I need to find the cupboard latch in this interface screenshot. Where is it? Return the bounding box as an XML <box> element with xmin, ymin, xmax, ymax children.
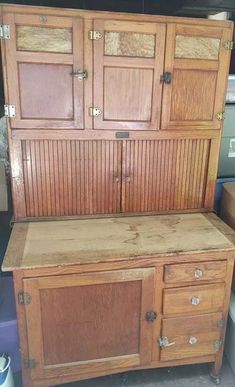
<box><xmin>159</xmin><ymin>337</ymin><xmax>175</xmax><ymax>348</ymax></box>
<box><xmin>24</xmin><ymin>358</ymin><xmax>37</xmax><ymax>369</ymax></box>
<box><xmin>0</xmin><ymin>24</ymin><xmax>10</xmax><ymax>39</ymax></box>
<box><xmin>4</xmin><ymin>104</ymin><xmax>16</xmax><ymax>118</ymax></box>
<box><xmin>18</xmin><ymin>292</ymin><xmax>31</xmax><ymax>305</ymax></box>
<box><xmin>215</xmin><ymin>112</ymin><xmax>225</xmax><ymax>121</ymax></box>
<box><xmin>89</xmin><ymin>30</ymin><xmax>103</xmax><ymax>40</ymax></box>
<box><xmin>89</xmin><ymin>107</ymin><xmax>101</xmax><ymax>117</ymax></box>
<box><xmin>160</xmin><ymin>72</ymin><xmax>172</xmax><ymax>84</ymax></box>
<box><xmin>223</xmin><ymin>41</ymin><xmax>234</xmax><ymax>50</ymax></box>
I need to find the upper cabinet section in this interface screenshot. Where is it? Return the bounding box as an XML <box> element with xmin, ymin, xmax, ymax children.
<box><xmin>93</xmin><ymin>20</ymin><xmax>166</xmax><ymax>130</ymax></box>
<box><xmin>161</xmin><ymin>24</ymin><xmax>232</xmax><ymax>130</ymax></box>
<box><xmin>3</xmin><ymin>13</ymin><xmax>84</xmax><ymax>129</ymax></box>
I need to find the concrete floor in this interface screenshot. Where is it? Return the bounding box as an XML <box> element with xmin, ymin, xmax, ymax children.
<box><xmin>14</xmin><ymin>357</ymin><xmax>235</xmax><ymax>387</ymax></box>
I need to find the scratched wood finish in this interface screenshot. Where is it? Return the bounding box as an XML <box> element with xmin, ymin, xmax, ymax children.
<box><xmin>22</xmin><ymin>140</ymin><xmax>122</xmax><ymax>217</ymax></box>
<box><xmin>175</xmin><ymin>35</ymin><xmax>220</xmax><ymax>60</ymax></box>
<box><xmin>104</xmin><ymin>31</ymin><xmax>155</xmax><ymax>57</ymax></box>
<box><xmin>122</xmin><ymin>139</ymin><xmax>210</xmax><ymax>213</ymax></box>
<box><xmin>16</xmin><ymin>25</ymin><xmax>72</xmax><ymax>53</ymax></box>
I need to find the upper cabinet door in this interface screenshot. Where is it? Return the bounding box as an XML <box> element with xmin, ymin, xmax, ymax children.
<box><xmin>161</xmin><ymin>24</ymin><xmax>232</xmax><ymax>130</ymax></box>
<box><xmin>93</xmin><ymin>20</ymin><xmax>166</xmax><ymax>130</ymax></box>
<box><xmin>4</xmin><ymin>13</ymin><xmax>84</xmax><ymax>129</ymax></box>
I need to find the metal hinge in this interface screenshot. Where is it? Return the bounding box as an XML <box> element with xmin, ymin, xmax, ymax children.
<box><xmin>4</xmin><ymin>104</ymin><xmax>15</xmax><ymax>118</ymax></box>
<box><xmin>213</xmin><ymin>340</ymin><xmax>222</xmax><ymax>351</ymax></box>
<box><xmin>223</xmin><ymin>41</ymin><xmax>234</xmax><ymax>50</ymax></box>
<box><xmin>217</xmin><ymin>319</ymin><xmax>225</xmax><ymax>328</ymax></box>
<box><xmin>24</xmin><ymin>358</ymin><xmax>37</xmax><ymax>369</ymax></box>
<box><xmin>0</xmin><ymin>24</ymin><xmax>10</xmax><ymax>39</ymax></box>
<box><xmin>18</xmin><ymin>292</ymin><xmax>31</xmax><ymax>305</ymax></box>
<box><xmin>89</xmin><ymin>107</ymin><xmax>101</xmax><ymax>117</ymax></box>
<box><xmin>89</xmin><ymin>30</ymin><xmax>103</xmax><ymax>40</ymax></box>
<box><xmin>216</xmin><ymin>112</ymin><xmax>225</xmax><ymax>121</ymax></box>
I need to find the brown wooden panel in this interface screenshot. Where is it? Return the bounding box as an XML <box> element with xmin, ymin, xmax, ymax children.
<box><xmin>160</xmin><ymin>312</ymin><xmax>223</xmax><ymax>361</ymax></box>
<box><xmin>104</xmin><ymin>67</ymin><xmax>153</xmax><ymax>121</ymax></box>
<box><xmin>16</xmin><ymin>25</ymin><xmax>72</xmax><ymax>53</ymax></box>
<box><xmin>163</xmin><ymin>283</ymin><xmax>225</xmax><ymax>315</ymax></box>
<box><xmin>22</xmin><ymin>140</ymin><xmax>122</xmax><ymax>217</ymax></box>
<box><xmin>19</xmin><ymin>63</ymin><xmax>73</xmax><ymax>119</ymax></box>
<box><xmin>122</xmin><ymin>139</ymin><xmax>210</xmax><ymax>213</ymax></box>
<box><xmin>175</xmin><ymin>36</ymin><xmax>220</xmax><ymax>60</ymax></box>
<box><xmin>105</xmin><ymin>31</ymin><xmax>155</xmax><ymax>57</ymax></box>
<box><xmin>170</xmin><ymin>70</ymin><xmax>217</xmax><ymax>121</ymax></box>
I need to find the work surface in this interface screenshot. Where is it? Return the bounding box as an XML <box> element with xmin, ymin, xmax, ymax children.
<box><xmin>2</xmin><ymin>213</ymin><xmax>235</xmax><ymax>271</ymax></box>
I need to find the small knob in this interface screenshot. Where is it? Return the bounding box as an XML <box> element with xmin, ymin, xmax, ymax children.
<box><xmin>146</xmin><ymin>311</ymin><xmax>157</xmax><ymax>322</ymax></box>
<box><xmin>188</xmin><ymin>336</ymin><xmax>197</xmax><ymax>345</ymax></box>
<box><xmin>194</xmin><ymin>269</ymin><xmax>203</xmax><ymax>279</ymax></box>
<box><xmin>191</xmin><ymin>296</ymin><xmax>200</xmax><ymax>305</ymax></box>
<box><xmin>113</xmin><ymin>176</ymin><xmax>120</xmax><ymax>183</ymax></box>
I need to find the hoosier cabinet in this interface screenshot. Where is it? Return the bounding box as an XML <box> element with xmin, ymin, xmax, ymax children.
<box><xmin>1</xmin><ymin>3</ymin><xmax>235</xmax><ymax>387</ymax></box>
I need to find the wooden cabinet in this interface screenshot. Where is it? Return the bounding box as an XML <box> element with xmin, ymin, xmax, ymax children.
<box><xmin>2</xmin><ymin>213</ymin><xmax>235</xmax><ymax>387</ymax></box>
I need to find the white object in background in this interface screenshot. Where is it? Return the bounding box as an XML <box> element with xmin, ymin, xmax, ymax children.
<box><xmin>208</xmin><ymin>12</ymin><xmax>231</xmax><ymax>20</ymax></box>
<box><xmin>0</xmin><ymin>161</ymin><xmax>8</xmax><ymax>211</ymax></box>
<box><xmin>226</xmin><ymin>76</ymin><xmax>235</xmax><ymax>104</ymax></box>
<box><xmin>228</xmin><ymin>139</ymin><xmax>235</xmax><ymax>158</ymax></box>
<box><xmin>0</xmin><ymin>355</ymin><xmax>14</xmax><ymax>387</ymax></box>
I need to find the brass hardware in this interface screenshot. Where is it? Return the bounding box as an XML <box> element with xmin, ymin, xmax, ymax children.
<box><xmin>223</xmin><ymin>41</ymin><xmax>234</xmax><ymax>50</ymax></box>
<box><xmin>71</xmin><ymin>69</ymin><xmax>88</xmax><ymax>80</ymax></box>
<box><xmin>39</xmin><ymin>15</ymin><xmax>47</xmax><ymax>23</ymax></box>
<box><xmin>217</xmin><ymin>319</ymin><xmax>225</xmax><ymax>328</ymax></box>
<box><xmin>213</xmin><ymin>340</ymin><xmax>222</xmax><ymax>351</ymax></box>
<box><xmin>24</xmin><ymin>358</ymin><xmax>37</xmax><ymax>369</ymax></box>
<box><xmin>4</xmin><ymin>105</ymin><xmax>15</xmax><ymax>118</ymax></box>
<box><xmin>191</xmin><ymin>296</ymin><xmax>200</xmax><ymax>306</ymax></box>
<box><xmin>115</xmin><ymin>132</ymin><xmax>130</xmax><ymax>139</ymax></box>
<box><xmin>89</xmin><ymin>30</ymin><xmax>103</xmax><ymax>40</ymax></box>
<box><xmin>89</xmin><ymin>107</ymin><xmax>101</xmax><ymax>117</ymax></box>
<box><xmin>146</xmin><ymin>311</ymin><xmax>157</xmax><ymax>322</ymax></box>
<box><xmin>0</xmin><ymin>25</ymin><xmax>10</xmax><ymax>39</ymax></box>
<box><xmin>113</xmin><ymin>176</ymin><xmax>120</xmax><ymax>183</ymax></box>
<box><xmin>188</xmin><ymin>336</ymin><xmax>197</xmax><ymax>345</ymax></box>
<box><xmin>193</xmin><ymin>269</ymin><xmax>203</xmax><ymax>279</ymax></box>
<box><xmin>159</xmin><ymin>337</ymin><xmax>175</xmax><ymax>348</ymax></box>
<box><xmin>125</xmin><ymin>176</ymin><xmax>131</xmax><ymax>183</ymax></box>
<box><xmin>18</xmin><ymin>292</ymin><xmax>31</xmax><ymax>305</ymax></box>
<box><xmin>216</xmin><ymin>112</ymin><xmax>225</xmax><ymax>121</ymax></box>
<box><xmin>160</xmin><ymin>72</ymin><xmax>172</xmax><ymax>84</ymax></box>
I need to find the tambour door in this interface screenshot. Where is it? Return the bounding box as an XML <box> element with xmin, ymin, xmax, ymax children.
<box><xmin>23</xmin><ymin>269</ymin><xmax>155</xmax><ymax>380</ymax></box>
<box><xmin>161</xmin><ymin>24</ymin><xmax>232</xmax><ymax>130</ymax></box>
<box><xmin>4</xmin><ymin>13</ymin><xmax>84</xmax><ymax>129</ymax></box>
<box><xmin>93</xmin><ymin>20</ymin><xmax>166</xmax><ymax>130</ymax></box>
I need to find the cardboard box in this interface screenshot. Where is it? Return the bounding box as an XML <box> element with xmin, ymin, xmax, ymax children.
<box><xmin>0</xmin><ymin>161</ymin><xmax>7</xmax><ymax>211</ymax></box>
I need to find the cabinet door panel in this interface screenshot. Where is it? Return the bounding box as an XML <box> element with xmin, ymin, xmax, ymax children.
<box><xmin>23</xmin><ymin>269</ymin><xmax>155</xmax><ymax>379</ymax></box>
<box><xmin>4</xmin><ymin>13</ymin><xmax>84</xmax><ymax>129</ymax></box>
<box><xmin>93</xmin><ymin>20</ymin><xmax>166</xmax><ymax>130</ymax></box>
<box><xmin>162</xmin><ymin>24</ymin><xmax>232</xmax><ymax>130</ymax></box>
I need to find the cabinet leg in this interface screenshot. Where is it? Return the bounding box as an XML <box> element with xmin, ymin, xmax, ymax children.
<box><xmin>210</xmin><ymin>364</ymin><xmax>221</xmax><ymax>385</ymax></box>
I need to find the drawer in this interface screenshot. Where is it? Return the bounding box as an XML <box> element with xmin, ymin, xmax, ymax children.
<box><xmin>163</xmin><ymin>283</ymin><xmax>225</xmax><ymax>315</ymax></box>
<box><xmin>164</xmin><ymin>260</ymin><xmax>227</xmax><ymax>284</ymax></box>
<box><xmin>159</xmin><ymin>312</ymin><xmax>223</xmax><ymax>361</ymax></box>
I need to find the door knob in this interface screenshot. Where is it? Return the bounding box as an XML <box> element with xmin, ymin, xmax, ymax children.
<box><xmin>146</xmin><ymin>311</ymin><xmax>157</xmax><ymax>322</ymax></box>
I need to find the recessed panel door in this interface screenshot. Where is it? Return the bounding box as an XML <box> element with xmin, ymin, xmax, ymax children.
<box><xmin>4</xmin><ymin>13</ymin><xmax>84</xmax><ymax>129</ymax></box>
<box><xmin>93</xmin><ymin>20</ymin><xmax>166</xmax><ymax>130</ymax></box>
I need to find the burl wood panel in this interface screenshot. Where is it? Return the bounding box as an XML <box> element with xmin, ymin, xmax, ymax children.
<box><xmin>104</xmin><ymin>31</ymin><xmax>155</xmax><ymax>57</ymax></box>
<box><xmin>161</xmin><ymin>312</ymin><xmax>223</xmax><ymax>361</ymax></box>
<box><xmin>41</xmin><ymin>281</ymin><xmax>141</xmax><ymax>364</ymax></box>
<box><xmin>18</xmin><ymin>63</ymin><xmax>73</xmax><ymax>119</ymax></box>
<box><xmin>122</xmin><ymin>139</ymin><xmax>210</xmax><ymax>213</ymax></box>
<box><xmin>175</xmin><ymin>35</ymin><xmax>220</xmax><ymax>60</ymax></box>
<box><xmin>22</xmin><ymin>140</ymin><xmax>121</xmax><ymax>217</ymax></box>
<box><xmin>104</xmin><ymin>67</ymin><xmax>153</xmax><ymax>121</ymax></box>
<box><xmin>16</xmin><ymin>26</ymin><xmax>72</xmax><ymax>53</ymax></box>
<box><xmin>171</xmin><ymin>70</ymin><xmax>217</xmax><ymax>121</ymax></box>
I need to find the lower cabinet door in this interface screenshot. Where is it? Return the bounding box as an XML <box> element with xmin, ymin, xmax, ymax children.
<box><xmin>23</xmin><ymin>268</ymin><xmax>155</xmax><ymax>380</ymax></box>
<box><xmin>159</xmin><ymin>312</ymin><xmax>223</xmax><ymax>361</ymax></box>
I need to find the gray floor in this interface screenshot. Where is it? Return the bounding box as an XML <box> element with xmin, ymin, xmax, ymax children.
<box><xmin>15</xmin><ymin>356</ymin><xmax>235</xmax><ymax>387</ymax></box>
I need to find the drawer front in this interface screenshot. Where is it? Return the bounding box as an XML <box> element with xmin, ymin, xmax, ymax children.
<box><xmin>163</xmin><ymin>283</ymin><xmax>225</xmax><ymax>315</ymax></box>
<box><xmin>164</xmin><ymin>260</ymin><xmax>227</xmax><ymax>284</ymax></box>
<box><xmin>160</xmin><ymin>312</ymin><xmax>223</xmax><ymax>361</ymax></box>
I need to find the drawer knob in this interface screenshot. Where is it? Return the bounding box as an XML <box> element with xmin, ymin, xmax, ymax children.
<box><xmin>146</xmin><ymin>311</ymin><xmax>157</xmax><ymax>322</ymax></box>
<box><xmin>191</xmin><ymin>296</ymin><xmax>200</xmax><ymax>305</ymax></box>
<box><xmin>194</xmin><ymin>269</ymin><xmax>203</xmax><ymax>279</ymax></box>
<box><xmin>188</xmin><ymin>336</ymin><xmax>197</xmax><ymax>345</ymax></box>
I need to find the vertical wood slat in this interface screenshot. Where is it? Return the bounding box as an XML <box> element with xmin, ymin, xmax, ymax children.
<box><xmin>122</xmin><ymin>139</ymin><xmax>211</xmax><ymax>213</ymax></box>
<box><xmin>22</xmin><ymin>140</ymin><xmax>122</xmax><ymax>217</ymax></box>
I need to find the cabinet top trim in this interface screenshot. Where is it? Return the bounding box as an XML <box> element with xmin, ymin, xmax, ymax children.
<box><xmin>0</xmin><ymin>3</ymin><xmax>233</xmax><ymax>30</ymax></box>
<box><xmin>2</xmin><ymin>213</ymin><xmax>235</xmax><ymax>272</ymax></box>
